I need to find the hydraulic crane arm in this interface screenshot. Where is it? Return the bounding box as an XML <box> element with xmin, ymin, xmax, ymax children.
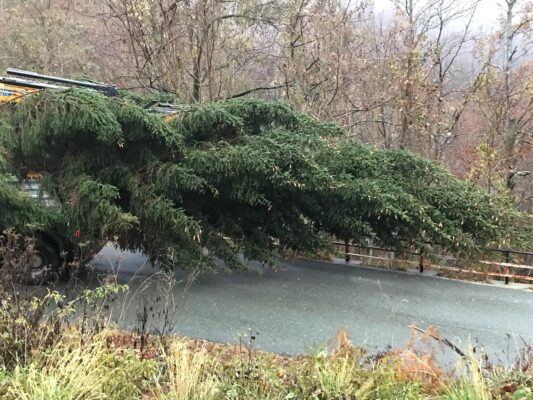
<box><xmin>0</xmin><ymin>76</ymin><xmax>65</xmax><ymax>103</ymax></box>
<box><xmin>0</xmin><ymin>68</ymin><xmax>118</xmax><ymax>104</ymax></box>
<box><xmin>1</xmin><ymin>68</ymin><xmax>182</xmax><ymax>122</ymax></box>
<box><xmin>7</xmin><ymin>68</ymin><xmax>118</xmax><ymax>96</ymax></box>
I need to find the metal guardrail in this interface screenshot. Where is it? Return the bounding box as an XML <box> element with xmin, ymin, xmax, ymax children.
<box><xmin>332</xmin><ymin>241</ymin><xmax>533</xmax><ymax>285</ymax></box>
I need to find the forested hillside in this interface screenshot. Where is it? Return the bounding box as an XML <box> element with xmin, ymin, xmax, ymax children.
<box><xmin>1</xmin><ymin>0</ymin><xmax>532</xmax><ymax>211</ymax></box>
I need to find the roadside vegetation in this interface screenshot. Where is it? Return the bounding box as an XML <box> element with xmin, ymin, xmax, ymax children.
<box><xmin>1</xmin><ymin>231</ymin><xmax>532</xmax><ymax>400</ymax></box>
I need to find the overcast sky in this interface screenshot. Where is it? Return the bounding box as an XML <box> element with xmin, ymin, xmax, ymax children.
<box><xmin>373</xmin><ymin>0</ymin><xmax>504</xmax><ymax>29</ymax></box>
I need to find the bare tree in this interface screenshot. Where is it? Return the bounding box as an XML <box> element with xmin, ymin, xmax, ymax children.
<box><xmin>99</xmin><ymin>0</ymin><xmax>281</xmax><ymax>101</ymax></box>
<box><xmin>427</xmin><ymin>0</ymin><xmax>482</xmax><ymax>160</ymax></box>
<box><xmin>501</xmin><ymin>0</ymin><xmax>533</xmax><ymax>183</ymax></box>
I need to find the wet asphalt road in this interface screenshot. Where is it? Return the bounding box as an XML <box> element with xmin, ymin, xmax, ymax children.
<box><xmin>75</xmin><ymin>246</ymin><xmax>533</xmax><ymax>364</ymax></box>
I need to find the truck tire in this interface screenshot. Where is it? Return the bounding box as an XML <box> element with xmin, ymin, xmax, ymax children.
<box><xmin>27</xmin><ymin>240</ymin><xmax>60</xmax><ymax>285</ymax></box>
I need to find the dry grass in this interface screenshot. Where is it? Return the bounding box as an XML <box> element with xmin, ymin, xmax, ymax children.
<box><xmin>158</xmin><ymin>341</ymin><xmax>219</xmax><ymax>400</ymax></box>
<box><xmin>0</xmin><ymin>323</ymin><xmax>530</xmax><ymax>399</ymax></box>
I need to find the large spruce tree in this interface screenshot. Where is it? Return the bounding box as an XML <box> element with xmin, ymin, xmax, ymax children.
<box><xmin>0</xmin><ymin>90</ymin><xmax>529</xmax><ymax>270</ymax></box>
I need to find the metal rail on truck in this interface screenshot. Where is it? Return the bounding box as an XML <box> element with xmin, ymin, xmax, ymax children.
<box><xmin>6</xmin><ymin>68</ymin><xmax>118</xmax><ymax>96</ymax></box>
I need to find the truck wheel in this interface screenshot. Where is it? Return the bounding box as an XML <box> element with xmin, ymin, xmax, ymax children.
<box><xmin>27</xmin><ymin>241</ymin><xmax>60</xmax><ymax>285</ymax></box>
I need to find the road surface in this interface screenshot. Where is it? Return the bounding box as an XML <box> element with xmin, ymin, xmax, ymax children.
<box><xmin>66</xmin><ymin>246</ymin><xmax>533</xmax><ymax>365</ymax></box>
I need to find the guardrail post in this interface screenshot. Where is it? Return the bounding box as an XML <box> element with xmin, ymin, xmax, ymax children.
<box><xmin>345</xmin><ymin>240</ymin><xmax>350</xmax><ymax>263</ymax></box>
<box><xmin>419</xmin><ymin>252</ymin><xmax>424</xmax><ymax>273</ymax></box>
<box><xmin>504</xmin><ymin>250</ymin><xmax>510</xmax><ymax>285</ymax></box>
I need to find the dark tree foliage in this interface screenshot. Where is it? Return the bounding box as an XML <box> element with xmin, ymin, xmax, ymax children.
<box><xmin>0</xmin><ymin>90</ymin><xmax>530</xmax><ymax>270</ymax></box>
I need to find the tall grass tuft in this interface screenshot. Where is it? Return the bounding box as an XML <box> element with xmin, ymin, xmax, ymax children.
<box><xmin>4</xmin><ymin>341</ymin><xmax>111</xmax><ymax>400</ymax></box>
<box><xmin>159</xmin><ymin>341</ymin><xmax>219</xmax><ymax>400</ymax></box>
